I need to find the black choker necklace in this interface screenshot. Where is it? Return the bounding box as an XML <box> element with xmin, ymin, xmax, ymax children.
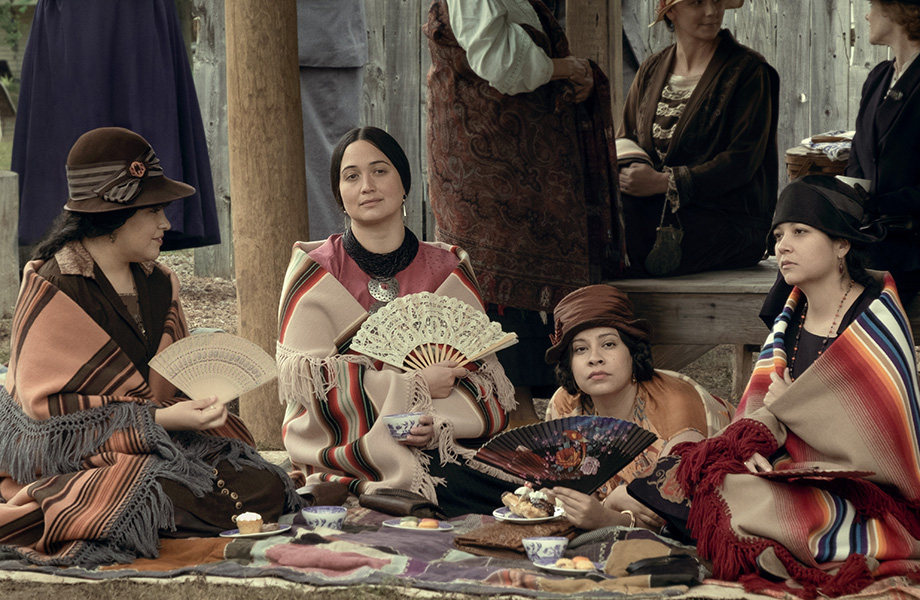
<box><xmin>343</xmin><ymin>227</ymin><xmax>419</xmax><ymax>311</ymax></box>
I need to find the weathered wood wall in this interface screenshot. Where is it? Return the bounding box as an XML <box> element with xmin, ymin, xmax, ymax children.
<box><xmin>623</xmin><ymin>0</ymin><xmax>888</xmax><ymax>185</ymax></box>
<box><xmin>185</xmin><ymin>0</ymin><xmax>891</xmax><ymax>269</ymax></box>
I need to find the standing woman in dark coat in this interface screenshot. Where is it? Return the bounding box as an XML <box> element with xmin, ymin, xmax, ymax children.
<box><xmin>616</xmin><ymin>0</ymin><xmax>779</xmax><ymax>277</ymax></box>
<box><xmin>847</xmin><ymin>0</ymin><xmax>920</xmax><ymax>303</ymax></box>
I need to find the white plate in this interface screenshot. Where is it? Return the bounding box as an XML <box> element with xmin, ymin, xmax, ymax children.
<box><xmin>533</xmin><ymin>559</ymin><xmax>603</xmax><ymax>576</ymax></box>
<box><xmin>382</xmin><ymin>518</ymin><xmax>453</xmax><ymax>531</ymax></box>
<box><xmin>219</xmin><ymin>523</ymin><xmax>292</xmax><ymax>538</ymax></box>
<box><xmin>492</xmin><ymin>506</ymin><xmax>565</xmax><ymax>523</ymax></box>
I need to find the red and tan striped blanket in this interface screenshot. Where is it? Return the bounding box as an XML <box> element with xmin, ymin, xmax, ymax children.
<box><xmin>276</xmin><ymin>241</ymin><xmax>517</xmax><ymax>500</ymax></box>
<box><xmin>672</xmin><ymin>273</ymin><xmax>920</xmax><ymax>597</ymax></box>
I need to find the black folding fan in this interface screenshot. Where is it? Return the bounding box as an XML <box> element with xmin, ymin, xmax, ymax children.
<box><xmin>473</xmin><ymin>416</ymin><xmax>658</xmax><ymax>494</ymax></box>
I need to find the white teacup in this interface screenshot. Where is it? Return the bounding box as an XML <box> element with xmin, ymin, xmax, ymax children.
<box><xmin>382</xmin><ymin>412</ymin><xmax>424</xmax><ymax>441</ymax></box>
<box><xmin>301</xmin><ymin>505</ymin><xmax>347</xmax><ymax>530</ymax></box>
<box><xmin>522</xmin><ymin>536</ymin><xmax>569</xmax><ymax>563</ymax></box>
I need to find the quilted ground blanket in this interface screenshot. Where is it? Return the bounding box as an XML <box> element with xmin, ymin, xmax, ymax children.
<box><xmin>0</xmin><ymin>507</ymin><xmax>917</xmax><ymax>600</ymax></box>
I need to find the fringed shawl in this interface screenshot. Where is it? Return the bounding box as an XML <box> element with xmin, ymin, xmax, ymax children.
<box><xmin>424</xmin><ymin>0</ymin><xmax>624</xmax><ymax>311</ymax></box>
<box><xmin>277</xmin><ymin>240</ymin><xmax>517</xmax><ymax>501</ymax></box>
<box><xmin>0</xmin><ymin>256</ymin><xmax>299</xmax><ymax>566</ymax></box>
<box><xmin>673</xmin><ymin>273</ymin><xmax>920</xmax><ymax>597</ymax></box>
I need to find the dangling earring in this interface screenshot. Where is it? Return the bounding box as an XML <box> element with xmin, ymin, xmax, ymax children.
<box><xmin>402</xmin><ymin>202</ymin><xmax>407</xmax><ymax>219</ymax></box>
<box><xmin>838</xmin><ymin>256</ymin><xmax>844</xmax><ymax>274</ymax></box>
<box><xmin>631</xmin><ymin>374</ymin><xmax>637</xmax><ymax>384</ymax></box>
<box><xmin>109</xmin><ymin>230</ymin><xmax>118</xmax><ymax>243</ymax></box>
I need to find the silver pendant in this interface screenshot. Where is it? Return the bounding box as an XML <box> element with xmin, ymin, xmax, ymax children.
<box><xmin>368</xmin><ymin>277</ymin><xmax>399</xmax><ymax>303</ymax></box>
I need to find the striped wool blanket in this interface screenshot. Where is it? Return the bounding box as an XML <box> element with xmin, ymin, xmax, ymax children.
<box><xmin>0</xmin><ymin>259</ymin><xmax>296</xmax><ymax>566</ymax></box>
<box><xmin>672</xmin><ymin>273</ymin><xmax>920</xmax><ymax>597</ymax></box>
<box><xmin>276</xmin><ymin>241</ymin><xmax>516</xmax><ymax>501</ymax></box>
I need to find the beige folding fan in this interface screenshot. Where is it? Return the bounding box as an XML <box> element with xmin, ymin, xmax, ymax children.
<box><xmin>149</xmin><ymin>332</ymin><xmax>277</xmax><ymax>404</ymax></box>
<box><xmin>350</xmin><ymin>292</ymin><xmax>518</xmax><ymax>371</ymax></box>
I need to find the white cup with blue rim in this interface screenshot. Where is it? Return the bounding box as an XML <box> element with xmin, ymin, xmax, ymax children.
<box><xmin>522</xmin><ymin>536</ymin><xmax>569</xmax><ymax>563</ymax></box>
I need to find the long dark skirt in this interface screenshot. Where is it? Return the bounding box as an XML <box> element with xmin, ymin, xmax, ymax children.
<box><xmin>12</xmin><ymin>0</ymin><xmax>219</xmax><ymax>250</ymax></box>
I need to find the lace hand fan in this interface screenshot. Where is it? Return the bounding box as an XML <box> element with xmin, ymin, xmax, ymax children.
<box><xmin>473</xmin><ymin>416</ymin><xmax>658</xmax><ymax>495</ymax></box>
<box><xmin>349</xmin><ymin>291</ymin><xmax>517</xmax><ymax>370</ymax></box>
<box><xmin>149</xmin><ymin>332</ymin><xmax>277</xmax><ymax>405</ymax></box>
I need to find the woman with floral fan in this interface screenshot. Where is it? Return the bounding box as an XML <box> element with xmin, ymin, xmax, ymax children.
<box><xmin>277</xmin><ymin>127</ymin><xmax>518</xmax><ymax>516</ymax></box>
<box><xmin>543</xmin><ymin>284</ymin><xmax>733</xmax><ymax>531</ymax></box>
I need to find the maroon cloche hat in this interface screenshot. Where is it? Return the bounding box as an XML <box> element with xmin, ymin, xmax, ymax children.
<box><xmin>545</xmin><ymin>285</ymin><xmax>652</xmax><ymax>364</ymax></box>
<box><xmin>64</xmin><ymin>127</ymin><xmax>195</xmax><ymax>213</ymax></box>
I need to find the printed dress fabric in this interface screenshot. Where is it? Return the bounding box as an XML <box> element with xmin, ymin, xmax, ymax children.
<box><xmin>0</xmin><ymin>243</ymin><xmax>300</xmax><ymax>566</ymax></box>
<box><xmin>655</xmin><ymin>274</ymin><xmax>920</xmax><ymax>597</ymax></box>
<box><xmin>847</xmin><ymin>56</ymin><xmax>920</xmax><ymax>300</ymax></box>
<box><xmin>424</xmin><ymin>0</ymin><xmax>622</xmax><ymax>313</ymax></box>
<box><xmin>12</xmin><ymin>0</ymin><xmax>219</xmax><ymax>249</ymax></box>
<box><xmin>276</xmin><ymin>238</ymin><xmax>516</xmax><ymax>502</ymax></box>
<box><xmin>545</xmin><ymin>369</ymin><xmax>733</xmax><ymax>499</ymax></box>
<box><xmin>616</xmin><ymin>29</ymin><xmax>779</xmax><ymax>276</ymax></box>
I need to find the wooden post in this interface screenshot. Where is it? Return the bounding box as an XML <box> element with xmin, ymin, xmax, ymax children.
<box><xmin>565</xmin><ymin>0</ymin><xmax>623</xmax><ymax>121</ymax></box>
<box><xmin>225</xmin><ymin>1</ymin><xmax>309</xmax><ymax>448</ymax></box>
<box><xmin>0</xmin><ymin>170</ymin><xmax>19</xmax><ymax>318</ymax></box>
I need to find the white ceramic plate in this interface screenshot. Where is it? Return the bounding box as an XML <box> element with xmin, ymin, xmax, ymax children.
<box><xmin>382</xmin><ymin>518</ymin><xmax>453</xmax><ymax>532</ymax></box>
<box><xmin>219</xmin><ymin>523</ymin><xmax>292</xmax><ymax>538</ymax></box>
<box><xmin>533</xmin><ymin>559</ymin><xmax>603</xmax><ymax>576</ymax></box>
<box><xmin>492</xmin><ymin>506</ymin><xmax>565</xmax><ymax>523</ymax></box>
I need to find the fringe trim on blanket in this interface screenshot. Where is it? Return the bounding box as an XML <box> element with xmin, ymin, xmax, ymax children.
<box><xmin>469</xmin><ymin>358</ymin><xmax>517</xmax><ymax>414</ymax></box>
<box><xmin>0</xmin><ymin>386</ymin><xmax>149</xmax><ymax>484</ymax></box>
<box><xmin>276</xmin><ymin>342</ymin><xmax>375</xmax><ymax>405</ymax></box>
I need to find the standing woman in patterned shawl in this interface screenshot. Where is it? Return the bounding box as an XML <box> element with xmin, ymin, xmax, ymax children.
<box><xmin>630</xmin><ymin>176</ymin><xmax>920</xmax><ymax>597</ymax></box>
<box><xmin>277</xmin><ymin>127</ymin><xmax>518</xmax><ymax>517</ymax></box>
<box><xmin>0</xmin><ymin>127</ymin><xmax>301</xmax><ymax>567</ymax></box>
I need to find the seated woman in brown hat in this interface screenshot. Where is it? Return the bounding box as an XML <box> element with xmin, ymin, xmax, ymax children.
<box><xmin>542</xmin><ymin>284</ymin><xmax>734</xmax><ymax>531</ymax></box>
<box><xmin>0</xmin><ymin>127</ymin><xmax>301</xmax><ymax>567</ymax></box>
<box><xmin>630</xmin><ymin>176</ymin><xmax>920</xmax><ymax>596</ymax></box>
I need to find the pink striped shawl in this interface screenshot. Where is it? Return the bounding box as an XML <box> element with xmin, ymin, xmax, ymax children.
<box><xmin>0</xmin><ymin>257</ymin><xmax>277</xmax><ymax>566</ymax></box>
<box><xmin>673</xmin><ymin>273</ymin><xmax>920</xmax><ymax>597</ymax></box>
<box><xmin>276</xmin><ymin>241</ymin><xmax>517</xmax><ymax>501</ymax></box>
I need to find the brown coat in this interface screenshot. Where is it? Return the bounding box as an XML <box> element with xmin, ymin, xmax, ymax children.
<box><xmin>617</xmin><ymin>30</ymin><xmax>779</xmax><ymax>275</ymax></box>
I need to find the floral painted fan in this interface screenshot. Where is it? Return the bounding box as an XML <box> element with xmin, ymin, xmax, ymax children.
<box><xmin>473</xmin><ymin>416</ymin><xmax>658</xmax><ymax>494</ymax></box>
<box><xmin>350</xmin><ymin>292</ymin><xmax>518</xmax><ymax>370</ymax></box>
<box><xmin>149</xmin><ymin>332</ymin><xmax>277</xmax><ymax>405</ymax></box>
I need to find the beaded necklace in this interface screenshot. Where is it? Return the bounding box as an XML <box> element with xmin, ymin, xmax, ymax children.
<box><xmin>788</xmin><ymin>279</ymin><xmax>854</xmax><ymax>380</ymax></box>
<box><xmin>342</xmin><ymin>226</ymin><xmax>419</xmax><ymax>312</ymax></box>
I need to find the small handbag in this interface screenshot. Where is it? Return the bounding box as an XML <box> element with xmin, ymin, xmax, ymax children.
<box><xmin>358</xmin><ymin>488</ymin><xmax>448</xmax><ymax>520</ymax></box>
<box><xmin>644</xmin><ymin>196</ymin><xmax>683</xmax><ymax>277</ymax></box>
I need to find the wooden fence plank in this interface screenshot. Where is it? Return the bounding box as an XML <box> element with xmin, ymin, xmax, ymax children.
<box><xmin>189</xmin><ymin>0</ymin><xmax>234</xmax><ymax>279</ymax></box>
<box><xmin>810</xmin><ymin>1</ymin><xmax>849</xmax><ymax>136</ymax></box>
<box><xmin>775</xmin><ymin>1</ymin><xmax>812</xmax><ymax>184</ymax></box>
<box><xmin>363</xmin><ymin>0</ymin><xmax>425</xmax><ymax>237</ymax></box>
<box><xmin>0</xmin><ymin>170</ymin><xmax>18</xmax><ymax>317</ymax></box>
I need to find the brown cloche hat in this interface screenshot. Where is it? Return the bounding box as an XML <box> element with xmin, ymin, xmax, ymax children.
<box><xmin>651</xmin><ymin>0</ymin><xmax>744</xmax><ymax>26</ymax></box>
<box><xmin>545</xmin><ymin>285</ymin><xmax>652</xmax><ymax>364</ymax></box>
<box><xmin>64</xmin><ymin>127</ymin><xmax>195</xmax><ymax>213</ymax></box>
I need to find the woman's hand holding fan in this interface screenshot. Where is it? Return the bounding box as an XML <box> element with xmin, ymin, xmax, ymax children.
<box><xmin>149</xmin><ymin>332</ymin><xmax>278</xmax><ymax>405</ymax></box>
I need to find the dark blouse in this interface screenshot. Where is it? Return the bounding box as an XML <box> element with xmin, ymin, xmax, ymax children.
<box><xmin>787</xmin><ymin>281</ymin><xmax>880</xmax><ymax>378</ymax></box>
